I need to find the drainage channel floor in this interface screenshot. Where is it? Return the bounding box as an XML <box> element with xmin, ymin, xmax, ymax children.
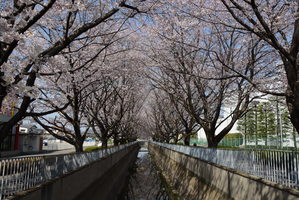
<box><xmin>120</xmin><ymin>147</ymin><xmax>170</xmax><ymax>200</ymax></box>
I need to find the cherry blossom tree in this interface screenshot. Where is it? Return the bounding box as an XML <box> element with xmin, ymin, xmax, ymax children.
<box><xmin>207</xmin><ymin>0</ymin><xmax>299</xmax><ymax>133</ymax></box>
<box><xmin>30</xmin><ymin>16</ymin><xmax>147</xmax><ymax>151</ymax></box>
<box><xmin>86</xmin><ymin>71</ymin><xmax>144</xmax><ymax>147</ymax></box>
<box><xmin>148</xmin><ymin>70</ymin><xmax>199</xmax><ymax>145</ymax></box>
<box><xmin>30</xmin><ymin>40</ymin><xmax>114</xmax><ymax>152</ymax></box>
<box><xmin>143</xmin><ymin>7</ymin><xmax>271</xmax><ymax>147</ymax></box>
<box><xmin>0</xmin><ymin>0</ymin><xmax>151</xmax><ymax>144</ymax></box>
<box><xmin>146</xmin><ymin>90</ymin><xmax>184</xmax><ymax>143</ymax></box>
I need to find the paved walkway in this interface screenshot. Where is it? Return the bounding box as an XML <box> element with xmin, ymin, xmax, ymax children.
<box><xmin>1</xmin><ymin>148</ymin><xmax>75</xmax><ymax>160</ymax></box>
<box><xmin>20</xmin><ymin>148</ymin><xmax>75</xmax><ymax>157</ymax></box>
<box><xmin>1</xmin><ymin>141</ymin><xmax>97</xmax><ymax>159</ymax></box>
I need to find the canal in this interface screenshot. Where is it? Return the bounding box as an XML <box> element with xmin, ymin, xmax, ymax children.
<box><xmin>120</xmin><ymin>146</ymin><xmax>171</xmax><ymax>200</ymax></box>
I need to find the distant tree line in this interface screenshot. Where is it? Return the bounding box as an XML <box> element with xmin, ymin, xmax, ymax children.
<box><xmin>237</xmin><ymin>97</ymin><xmax>296</xmax><ymax>147</ymax></box>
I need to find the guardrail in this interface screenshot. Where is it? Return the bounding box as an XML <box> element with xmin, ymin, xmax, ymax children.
<box><xmin>151</xmin><ymin>142</ymin><xmax>299</xmax><ymax>189</ymax></box>
<box><xmin>0</xmin><ymin>142</ymin><xmax>137</xmax><ymax>200</ymax></box>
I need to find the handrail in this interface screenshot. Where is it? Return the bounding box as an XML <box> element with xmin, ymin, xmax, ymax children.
<box><xmin>150</xmin><ymin>141</ymin><xmax>299</xmax><ymax>190</ymax></box>
<box><xmin>0</xmin><ymin>142</ymin><xmax>138</xmax><ymax>200</ymax></box>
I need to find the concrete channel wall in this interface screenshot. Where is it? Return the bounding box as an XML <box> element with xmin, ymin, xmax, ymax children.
<box><xmin>149</xmin><ymin>143</ymin><xmax>299</xmax><ymax>200</ymax></box>
<box><xmin>9</xmin><ymin>144</ymin><xmax>140</xmax><ymax>200</ymax></box>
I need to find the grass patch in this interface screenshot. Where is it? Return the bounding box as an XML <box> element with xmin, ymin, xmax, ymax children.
<box><xmin>84</xmin><ymin>144</ymin><xmax>115</xmax><ymax>152</ymax></box>
<box><xmin>84</xmin><ymin>146</ymin><xmax>102</xmax><ymax>151</ymax></box>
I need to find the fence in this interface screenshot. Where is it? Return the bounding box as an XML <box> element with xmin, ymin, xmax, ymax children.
<box><xmin>191</xmin><ymin>135</ymin><xmax>299</xmax><ymax>150</ymax></box>
<box><xmin>0</xmin><ymin>142</ymin><xmax>137</xmax><ymax>200</ymax></box>
<box><xmin>152</xmin><ymin>142</ymin><xmax>299</xmax><ymax>189</ymax></box>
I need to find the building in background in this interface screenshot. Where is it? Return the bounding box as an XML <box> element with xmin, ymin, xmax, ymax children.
<box><xmin>19</xmin><ymin>125</ymin><xmax>44</xmax><ymax>152</ymax></box>
<box><xmin>197</xmin><ymin>106</ymin><xmax>239</xmax><ymax>140</ymax></box>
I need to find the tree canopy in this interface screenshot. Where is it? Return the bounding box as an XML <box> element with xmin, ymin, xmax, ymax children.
<box><xmin>0</xmin><ymin>0</ymin><xmax>298</xmax><ymax>149</ymax></box>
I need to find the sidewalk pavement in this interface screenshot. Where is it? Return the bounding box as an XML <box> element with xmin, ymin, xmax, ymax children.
<box><xmin>0</xmin><ymin>148</ymin><xmax>75</xmax><ymax>160</ymax></box>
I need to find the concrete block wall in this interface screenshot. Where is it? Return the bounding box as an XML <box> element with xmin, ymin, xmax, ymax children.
<box><xmin>149</xmin><ymin>143</ymin><xmax>299</xmax><ymax>200</ymax></box>
<box><xmin>8</xmin><ymin>144</ymin><xmax>139</xmax><ymax>200</ymax></box>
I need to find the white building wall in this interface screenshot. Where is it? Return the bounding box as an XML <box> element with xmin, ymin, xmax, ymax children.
<box><xmin>19</xmin><ymin>135</ymin><xmax>42</xmax><ymax>152</ymax></box>
<box><xmin>197</xmin><ymin>106</ymin><xmax>239</xmax><ymax>139</ymax></box>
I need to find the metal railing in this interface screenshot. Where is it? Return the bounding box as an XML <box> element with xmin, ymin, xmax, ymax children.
<box><xmin>151</xmin><ymin>142</ymin><xmax>299</xmax><ymax>189</ymax></box>
<box><xmin>191</xmin><ymin>136</ymin><xmax>299</xmax><ymax>150</ymax></box>
<box><xmin>0</xmin><ymin>142</ymin><xmax>137</xmax><ymax>200</ymax></box>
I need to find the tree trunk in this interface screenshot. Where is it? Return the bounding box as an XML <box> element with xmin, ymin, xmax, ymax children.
<box><xmin>77</xmin><ymin>137</ymin><xmax>85</xmax><ymax>152</ymax></box>
<box><xmin>184</xmin><ymin>135</ymin><xmax>190</xmax><ymax>146</ymax></box>
<box><xmin>206</xmin><ymin>131</ymin><xmax>219</xmax><ymax>148</ymax></box>
<box><xmin>283</xmin><ymin>53</ymin><xmax>299</xmax><ymax>135</ymax></box>
<box><xmin>293</xmin><ymin>127</ymin><xmax>297</xmax><ymax>148</ymax></box>
<box><xmin>113</xmin><ymin>137</ymin><xmax>119</xmax><ymax>146</ymax></box>
<box><xmin>207</xmin><ymin>141</ymin><xmax>218</xmax><ymax>148</ymax></box>
<box><xmin>0</xmin><ymin>72</ymin><xmax>36</xmax><ymax>144</ymax></box>
<box><xmin>75</xmin><ymin>143</ymin><xmax>84</xmax><ymax>152</ymax></box>
<box><xmin>174</xmin><ymin>137</ymin><xmax>178</xmax><ymax>144</ymax></box>
<box><xmin>287</xmin><ymin>97</ymin><xmax>299</xmax><ymax>135</ymax></box>
<box><xmin>102</xmin><ymin>138</ymin><xmax>108</xmax><ymax>148</ymax></box>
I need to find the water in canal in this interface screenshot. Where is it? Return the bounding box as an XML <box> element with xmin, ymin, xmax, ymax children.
<box><xmin>120</xmin><ymin>147</ymin><xmax>170</xmax><ymax>200</ymax></box>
